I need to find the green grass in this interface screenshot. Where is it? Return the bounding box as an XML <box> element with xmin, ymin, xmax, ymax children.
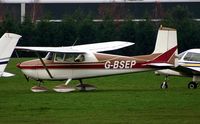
<box><xmin>0</xmin><ymin>58</ymin><xmax>200</xmax><ymax>124</ymax></box>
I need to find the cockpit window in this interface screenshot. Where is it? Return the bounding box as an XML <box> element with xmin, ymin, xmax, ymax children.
<box><xmin>178</xmin><ymin>51</ymin><xmax>186</xmax><ymax>60</ymax></box>
<box><xmin>54</xmin><ymin>53</ymin><xmax>85</xmax><ymax>63</ymax></box>
<box><xmin>183</xmin><ymin>52</ymin><xmax>200</xmax><ymax>61</ymax></box>
<box><xmin>46</xmin><ymin>52</ymin><xmax>53</xmax><ymax>60</ymax></box>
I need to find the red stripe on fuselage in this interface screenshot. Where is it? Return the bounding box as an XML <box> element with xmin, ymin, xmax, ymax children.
<box><xmin>17</xmin><ymin>62</ymin><xmax>149</xmax><ymax>70</ymax></box>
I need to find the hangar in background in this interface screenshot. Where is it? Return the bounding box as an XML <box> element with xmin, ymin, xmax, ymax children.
<box><xmin>0</xmin><ymin>0</ymin><xmax>200</xmax><ymax>22</ymax></box>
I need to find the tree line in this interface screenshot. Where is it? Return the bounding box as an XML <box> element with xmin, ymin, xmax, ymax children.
<box><xmin>1</xmin><ymin>5</ymin><xmax>200</xmax><ymax>56</ymax></box>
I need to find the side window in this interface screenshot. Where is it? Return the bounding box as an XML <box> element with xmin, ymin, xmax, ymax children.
<box><xmin>190</xmin><ymin>53</ymin><xmax>200</xmax><ymax>61</ymax></box>
<box><xmin>74</xmin><ymin>54</ymin><xmax>85</xmax><ymax>62</ymax></box>
<box><xmin>54</xmin><ymin>53</ymin><xmax>85</xmax><ymax>63</ymax></box>
<box><xmin>183</xmin><ymin>52</ymin><xmax>192</xmax><ymax>61</ymax></box>
<box><xmin>64</xmin><ymin>54</ymin><xmax>76</xmax><ymax>62</ymax></box>
<box><xmin>184</xmin><ymin>52</ymin><xmax>200</xmax><ymax>62</ymax></box>
<box><xmin>55</xmin><ymin>53</ymin><xmax>65</xmax><ymax>62</ymax></box>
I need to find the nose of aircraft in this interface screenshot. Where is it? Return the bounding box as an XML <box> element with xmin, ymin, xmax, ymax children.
<box><xmin>16</xmin><ymin>63</ymin><xmax>22</xmax><ymax>69</ymax></box>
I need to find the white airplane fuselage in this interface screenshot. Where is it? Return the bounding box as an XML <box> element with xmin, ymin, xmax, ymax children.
<box><xmin>17</xmin><ymin>52</ymin><xmax>158</xmax><ymax>81</ymax></box>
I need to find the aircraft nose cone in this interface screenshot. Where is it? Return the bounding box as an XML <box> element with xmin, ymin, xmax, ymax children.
<box><xmin>16</xmin><ymin>63</ymin><xmax>21</xmax><ymax>68</ymax></box>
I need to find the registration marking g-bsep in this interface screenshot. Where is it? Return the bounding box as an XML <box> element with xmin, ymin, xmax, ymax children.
<box><xmin>105</xmin><ymin>60</ymin><xmax>136</xmax><ymax>69</ymax></box>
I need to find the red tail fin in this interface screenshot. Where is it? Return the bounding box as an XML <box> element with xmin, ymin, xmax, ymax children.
<box><xmin>152</xmin><ymin>46</ymin><xmax>177</xmax><ymax>64</ymax></box>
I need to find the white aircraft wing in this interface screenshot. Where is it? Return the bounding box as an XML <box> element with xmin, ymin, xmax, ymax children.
<box><xmin>72</xmin><ymin>41</ymin><xmax>134</xmax><ymax>52</ymax></box>
<box><xmin>16</xmin><ymin>41</ymin><xmax>134</xmax><ymax>53</ymax></box>
<box><xmin>16</xmin><ymin>46</ymin><xmax>85</xmax><ymax>53</ymax></box>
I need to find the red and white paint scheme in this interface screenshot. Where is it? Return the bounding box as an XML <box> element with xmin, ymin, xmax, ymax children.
<box><xmin>16</xmin><ymin>26</ymin><xmax>178</xmax><ymax>92</ymax></box>
<box><xmin>156</xmin><ymin>49</ymin><xmax>200</xmax><ymax>89</ymax></box>
<box><xmin>0</xmin><ymin>33</ymin><xmax>21</xmax><ymax>77</ymax></box>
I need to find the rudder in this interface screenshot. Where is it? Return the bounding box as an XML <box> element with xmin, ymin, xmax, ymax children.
<box><xmin>0</xmin><ymin>33</ymin><xmax>21</xmax><ymax>76</ymax></box>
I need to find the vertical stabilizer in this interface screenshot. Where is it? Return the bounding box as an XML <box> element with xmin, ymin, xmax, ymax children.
<box><xmin>152</xmin><ymin>26</ymin><xmax>178</xmax><ymax>67</ymax></box>
<box><xmin>0</xmin><ymin>33</ymin><xmax>21</xmax><ymax>77</ymax></box>
<box><xmin>153</xmin><ymin>26</ymin><xmax>177</xmax><ymax>54</ymax></box>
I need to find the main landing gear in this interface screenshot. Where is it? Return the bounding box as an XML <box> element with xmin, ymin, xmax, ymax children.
<box><xmin>160</xmin><ymin>76</ymin><xmax>199</xmax><ymax>89</ymax></box>
<box><xmin>160</xmin><ymin>76</ymin><xmax>168</xmax><ymax>89</ymax></box>
<box><xmin>31</xmin><ymin>80</ymin><xmax>48</xmax><ymax>92</ymax></box>
<box><xmin>53</xmin><ymin>79</ymin><xmax>76</xmax><ymax>93</ymax></box>
<box><xmin>76</xmin><ymin>79</ymin><xmax>96</xmax><ymax>91</ymax></box>
<box><xmin>52</xmin><ymin>79</ymin><xmax>96</xmax><ymax>93</ymax></box>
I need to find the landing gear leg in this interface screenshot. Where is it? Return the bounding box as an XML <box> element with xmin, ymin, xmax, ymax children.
<box><xmin>76</xmin><ymin>79</ymin><xmax>96</xmax><ymax>91</ymax></box>
<box><xmin>31</xmin><ymin>80</ymin><xmax>48</xmax><ymax>92</ymax></box>
<box><xmin>160</xmin><ymin>75</ymin><xmax>168</xmax><ymax>89</ymax></box>
<box><xmin>79</xmin><ymin>79</ymin><xmax>86</xmax><ymax>91</ymax></box>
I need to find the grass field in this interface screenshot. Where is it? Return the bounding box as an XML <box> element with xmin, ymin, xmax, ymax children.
<box><xmin>0</xmin><ymin>58</ymin><xmax>200</xmax><ymax>124</ymax></box>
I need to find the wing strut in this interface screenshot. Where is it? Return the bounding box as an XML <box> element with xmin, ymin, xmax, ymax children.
<box><xmin>35</xmin><ymin>52</ymin><xmax>53</xmax><ymax>79</ymax></box>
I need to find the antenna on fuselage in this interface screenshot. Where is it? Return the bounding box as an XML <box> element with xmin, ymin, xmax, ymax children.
<box><xmin>72</xmin><ymin>38</ymin><xmax>79</xmax><ymax>47</ymax></box>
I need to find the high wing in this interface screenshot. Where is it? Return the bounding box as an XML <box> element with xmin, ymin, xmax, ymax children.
<box><xmin>16</xmin><ymin>41</ymin><xmax>134</xmax><ymax>53</ymax></box>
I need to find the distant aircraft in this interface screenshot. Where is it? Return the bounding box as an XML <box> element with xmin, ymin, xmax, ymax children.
<box><xmin>16</xmin><ymin>26</ymin><xmax>178</xmax><ymax>92</ymax></box>
<box><xmin>156</xmin><ymin>49</ymin><xmax>200</xmax><ymax>89</ymax></box>
<box><xmin>0</xmin><ymin>33</ymin><xmax>21</xmax><ymax>77</ymax></box>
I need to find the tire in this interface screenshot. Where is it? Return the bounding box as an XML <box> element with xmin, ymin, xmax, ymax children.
<box><xmin>160</xmin><ymin>82</ymin><xmax>168</xmax><ymax>89</ymax></box>
<box><xmin>188</xmin><ymin>82</ymin><xmax>197</xmax><ymax>89</ymax></box>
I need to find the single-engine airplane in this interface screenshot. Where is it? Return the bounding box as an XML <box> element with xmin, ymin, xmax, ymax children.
<box><xmin>16</xmin><ymin>26</ymin><xmax>178</xmax><ymax>92</ymax></box>
<box><xmin>0</xmin><ymin>33</ymin><xmax>21</xmax><ymax>77</ymax></box>
<box><xmin>155</xmin><ymin>49</ymin><xmax>200</xmax><ymax>89</ymax></box>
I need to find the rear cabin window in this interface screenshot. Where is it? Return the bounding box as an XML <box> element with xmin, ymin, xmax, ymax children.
<box><xmin>54</xmin><ymin>53</ymin><xmax>85</xmax><ymax>63</ymax></box>
<box><xmin>183</xmin><ymin>52</ymin><xmax>200</xmax><ymax>61</ymax></box>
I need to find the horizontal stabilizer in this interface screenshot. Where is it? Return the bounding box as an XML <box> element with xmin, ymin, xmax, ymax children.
<box><xmin>1</xmin><ymin>72</ymin><xmax>15</xmax><ymax>77</ymax></box>
<box><xmin>145</xmin><ymin>63</ymin><xmax>174</xmax><ymax>67</ymax></box>
<box><xmin>16</xmin><ymin>41</ymin><xmax>134</xmax><ymax>53</ymax></box>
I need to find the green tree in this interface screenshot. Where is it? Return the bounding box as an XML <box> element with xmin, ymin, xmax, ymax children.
<box><xmin>0</xmin><ymin>14</ymin><xmax>19</xmax><ymax>35</ymax></box>
<box><xmin>118</xmin><ymin>19</ymin><xmax>136</xmax><ymax>55</ymax></box>
<box><xmin>78</xmin><ymin>15</ymin><xmax>97</xmax><ymax>44</ymax></box>
<box><xmin>96</xmin><ymin>17</ymin><xmax>117</xmax><ymax>41</ymax></box>
<box><xmin>35</xmin><ymin>20</ymin><xmax>57</xmax><ymax>46</ymax></box>
<box><xmin>163</xmin><ymin>5</ymin><xmax>197</xmax><ymax>52</ymax></box>
<box><xmin>135</xmin><ymin>20</ymin><xmax>156</xmax><ymax>55</ymax></box>
<box><xmin>56</xmin><ymin>16</ymin><xmax>77</xmax><ymax>46</ymax></box>
<box><xmin>19</xmin><ymin>16</ymin><xmax>36</xmax><ymax>46</ymax></box>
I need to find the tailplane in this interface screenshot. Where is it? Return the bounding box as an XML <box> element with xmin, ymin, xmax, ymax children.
<box><xmin>0</xmin><ymin>33</ymin><xmax>21</xmax><ymax>77</ymax></box>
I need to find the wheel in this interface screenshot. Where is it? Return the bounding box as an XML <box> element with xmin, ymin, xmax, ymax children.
<box><xmin>76</xmin><ymin>84</ymin><xmax>96</xmax><ymax>91</ymax></box>
<box><xmin>160</xmin><ymin>81</ymin><xmax>168</xmax><ymax>89</ymax></box>
<box><xmin>188</xmin><ymin>81</ymin><xmax>197</xmax><ymax>89</ymax></box>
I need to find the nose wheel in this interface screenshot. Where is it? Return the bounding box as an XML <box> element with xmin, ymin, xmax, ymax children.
<box><xmin>160</xmin><ymin>76</ymin><xmax>168</xmax><ymax>89</ymax></box>
<box><xmin>188</xmin><ymin>81</ymin><xmax>198</xmax><ymax>89</ymax></box>
<box><xmin>160</xmin><ymin>81</ymin><xmax>168</xmax><ymax>89</ymax></box>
